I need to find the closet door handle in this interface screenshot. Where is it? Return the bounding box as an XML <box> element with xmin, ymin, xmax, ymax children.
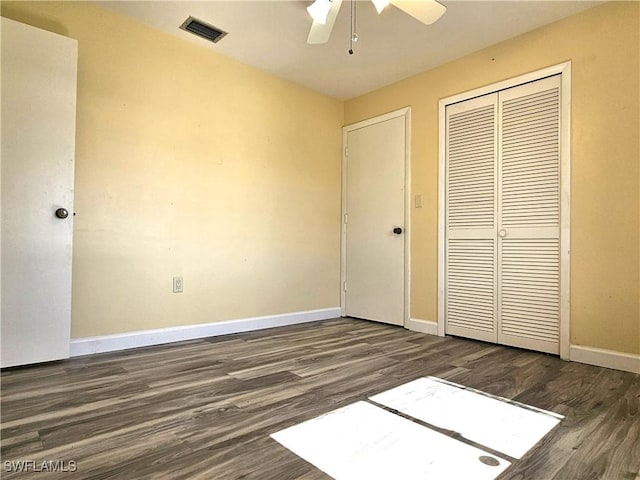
<box><xmin>498</xmin><ymin>229</ymin><xmax>507</xmax><ymax>238</ymax></box>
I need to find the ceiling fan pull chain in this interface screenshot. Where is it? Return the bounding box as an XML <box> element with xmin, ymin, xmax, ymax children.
<box><xmin>349</xmin><ymin>0</ymin><xmax>358</xmax><ymax>54</ymax></box>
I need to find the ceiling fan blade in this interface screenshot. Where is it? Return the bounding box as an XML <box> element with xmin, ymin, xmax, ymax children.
<box><xmin>307</xmin><ymin>0</ymin><xmax>343</xmax><ymax>44</ymax></box>
<box><xmin>391</xmin><ymin>0</ymin><xmax>446</xmax><ymax>25</ymax></box>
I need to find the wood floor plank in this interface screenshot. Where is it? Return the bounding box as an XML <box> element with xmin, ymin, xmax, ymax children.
<box><xmin>1</xmin><ymin>318</ymin><xmax>638</xmax><ymax>479</ymax></box>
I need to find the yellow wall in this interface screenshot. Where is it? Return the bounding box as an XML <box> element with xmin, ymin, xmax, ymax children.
<box><xmin>345</xmin><ymin>1</ymin><xmax>639</xmax><ymax>354</ymax></box>
<box><xmin>3</xmin><ymin>2</ymin><xmax>638</xmax><ymax>355</ymax></box>
<box><xmin>1</xmin><ymin>2</ymin><xmax>344</xmax><ymax>337</ymax></box>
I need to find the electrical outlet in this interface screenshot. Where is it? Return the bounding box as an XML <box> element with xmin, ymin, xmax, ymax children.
<box><xmin>173</xmin><ymin>276</ymin><xmax>183</xmax><ymax>293</ymax></box>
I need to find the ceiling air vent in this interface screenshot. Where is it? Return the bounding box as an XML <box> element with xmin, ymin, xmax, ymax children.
<box><xmin>180</xmin><ymin>16</ymin><xmax>227</xmax><ymax>44</ymax></box>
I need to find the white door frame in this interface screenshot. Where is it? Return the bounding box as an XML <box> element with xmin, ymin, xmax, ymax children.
<box><xmin>341</xmin><ymin>107</ymin><xmax>412</xmax><ymax>326</ymax></box>
<box><xmin>437</xmin><ymin>62</ymin><xmax>571</xmax><ymax>359</ymax></box>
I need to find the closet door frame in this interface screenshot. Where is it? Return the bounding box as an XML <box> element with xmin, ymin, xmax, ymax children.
<box><xmin>437</xmin><ymin>62</ymin><xmax>571</xmax><ymax>360</ymax></box>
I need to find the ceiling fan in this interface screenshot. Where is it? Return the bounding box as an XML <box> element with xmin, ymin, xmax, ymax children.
<box><xmin>306</xmin><ymin>0</ymin><xmax>447</xmax><ymax>44</ymax></box>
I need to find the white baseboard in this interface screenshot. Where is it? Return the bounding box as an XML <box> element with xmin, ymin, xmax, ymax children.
<box><xmin>570</xmin><ymin>345</ymin><xmax>640</xmax><ymax>374</ymax></box>
<box><xmin>405</xmin><ymin>318</ymin><xmax>438</xmax><ymax>336</ymax></box>
<box><xmin>70</xmin><ymin>307</ymin><xmax>341</xmax><ymax>357</ymax></box>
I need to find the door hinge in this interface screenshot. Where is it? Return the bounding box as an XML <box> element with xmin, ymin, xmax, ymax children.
<box><xmin>344</xmin><ymin>147</ymin><xmax>349</xmax><ymax>157</ymax></box>
<box><xmin>344</xmin><ymin>213</ymin><xmax>348</xmax><ymax>224</ymax></box>
<box><xmin>343</xmin><ymin>281</ymin><xmax>347</xmax><ymax>292</ymax></box>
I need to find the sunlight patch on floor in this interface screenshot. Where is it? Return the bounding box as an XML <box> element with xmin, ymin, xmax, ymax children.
<box><xmin>370</xmin><ymin>376</ymin><xmax>563</xmax><ymax>459</ymax></box>
<box><xmin>271</xmin><ymin>376</ymin><xmax>564</xmax><ymax>479</ymax></box>
<box><xmin>271</xmin><ymin>401</ymin><xmax>511</xmax><ymax>480</ymax></box>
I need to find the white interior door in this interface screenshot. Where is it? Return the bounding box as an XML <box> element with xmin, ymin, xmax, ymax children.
<box><xmin>445</xmin><ymin>94</ymin><xmax>498</xmax><ymax>343</ymax></box>
<box><xmin>1</xmin><ymin>18</ymin><xmax>78</xmax><ymax>367</ymax></box>
<box><xmin>343</xmin><ymin>113</ymin><xmax>407</xmax><ymax>326</ymax></box>
<box><xmin>444</xmin><ymin>76</ymin><xmax>563</xmax><ymax>355</ymax></box>
<box><xmin>497</xmin><ymin>76</ymin><xmax>562</xmax><ymax>354</ymax></box>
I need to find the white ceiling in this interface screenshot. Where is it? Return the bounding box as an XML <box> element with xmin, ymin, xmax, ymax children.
<box><xmin>99</xmin><ymin>0</ymin><xmax>601</xmax><ymax>100</ymax></box>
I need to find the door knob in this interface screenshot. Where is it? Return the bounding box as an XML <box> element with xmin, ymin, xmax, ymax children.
<box><xmin>498</xmin><ymin>229</ymin><xmax>507</xmax><ymax>238</ymax></box>
<box><xmin>393</xmin><ymin>227</ymin><xmax>403</xmax><ymax>235</ymax></box>
<box><xmin>55</xmin><ymin>208</ymin><xmax>69</xmax><ymax>219</ymax></box>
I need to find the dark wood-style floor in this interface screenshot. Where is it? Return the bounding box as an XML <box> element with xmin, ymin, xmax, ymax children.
<box><xmin>1</xmin><ymin>318</ymin><xmax>639</xmax><ymax>479</ymax></box>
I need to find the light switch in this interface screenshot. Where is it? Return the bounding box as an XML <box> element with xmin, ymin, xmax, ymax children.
<box><xmin>173</xmin><ymin>276</ymin><xmax>183</xmax><ymax>293</ymax></box>
<box><xmin>415</xmin><ymin>194</ymin><xmax>423</xmax><ymax>208</ymax></box>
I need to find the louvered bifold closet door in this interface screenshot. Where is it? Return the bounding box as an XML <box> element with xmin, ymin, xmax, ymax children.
<box><xmin>445</xmin><ymin>94</ymin><xmax>498</xmax><ymax>343</ymax></box>
<box><xmin>497</xmin><ymin>75</ymin><xmax>561</xmax><ymax>354</ymax></box>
